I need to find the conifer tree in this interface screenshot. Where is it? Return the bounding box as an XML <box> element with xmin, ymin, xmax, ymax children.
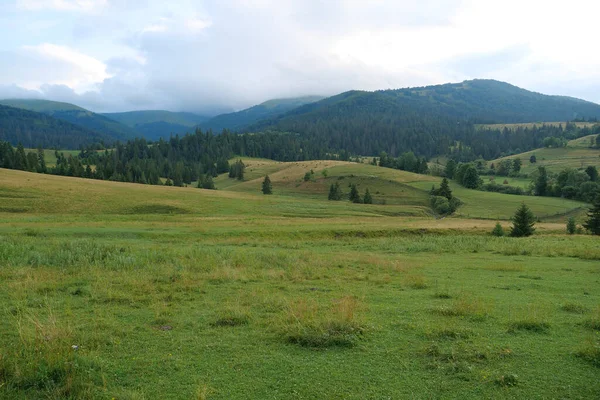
<box><xmin>492</xmin><ymin>222</ymin><xmax>505</xmax><ymax>237</ymax></box>
<box><xmin>363</xmin><ymin>188</ymin><xmax>373</xmax><ymax>204</ymax></box>
<box><xmin>262</xmin><ymin>175</ymin><xmax>272</xmax><ymax>194</ymax></box>
<box><xmin>438</xmin><ymin>178</ymin><xmax>453</xmax><ymax>200</ymax></box>
<box><xmin>583</xmin><ymin>195</ymin><xmax>600</xmax><ymax>235</ymax></box>
<box><xmin>510</xmin><ymin>203</ymin><xmax>536</xmax><ymax>237</ymax></box>
<box><xmin>328</xmin><ymin>182</ymin><xmax>342</xmax><ymax>201</ymax></box>
<box><xmin>349</xmin><ymin>184</ymin><xmax>361</xmax><ymax>203</ymax></box>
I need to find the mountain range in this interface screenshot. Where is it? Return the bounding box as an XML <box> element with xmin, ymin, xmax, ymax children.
<box><xmin>1</xmin><ymin>80</ymin><xmax>599</xmax><ymax>150</ymax></box>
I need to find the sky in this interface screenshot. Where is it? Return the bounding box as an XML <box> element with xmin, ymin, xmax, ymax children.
<box><xmin>0</xmin><ymin>0</ymin><xmax>599</xmax><ymax>114</ymax></box>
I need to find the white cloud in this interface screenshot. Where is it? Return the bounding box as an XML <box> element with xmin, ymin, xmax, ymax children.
<box><xmin>2</xmin><ymin>0</ymin><xmax>599</xmax><ymax>112</ymax></box>
<box><xmin>16</xmin><ymin>0</ymin><xmax>107</xmax><ymax>12</ymax></box>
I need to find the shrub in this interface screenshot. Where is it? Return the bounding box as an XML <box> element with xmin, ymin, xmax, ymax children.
<box><xmin>492</xmin><ymin>222</ymin><xmax>505</xmax><ymax>237</ymax></box>
<box><xmin>566</xmin><ymin>217</ymin><xmax>577</xmax><ymax>235</ymax></box>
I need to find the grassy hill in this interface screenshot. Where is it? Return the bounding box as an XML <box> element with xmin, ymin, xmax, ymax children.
<box><xmin>103</xmin><ymin>110</ymin><xmax>209</xmax><ymax>140</ymax></box>
<box><xmin>0</xmin><ymin>99</ymin><xmax>138</xmax><ymax>142</ymax></box>
<box><xmin>200</xmin><ymin>96</ymin><xmax>324</xmax><ymax>132</ymax></box>
<box><xmin>491</xmin><ymin>135</ymin><xmax>600</xmax><ymax>174</ymax></box>
<box><xmin>0</xmin><ymin>104</ymin><xmax>111</xmax><ymax>149</ymax></box>
<box><xmin>1</xmin><ymin>166</ymin><xmax>599</xmax><ymax>399</ymax></box>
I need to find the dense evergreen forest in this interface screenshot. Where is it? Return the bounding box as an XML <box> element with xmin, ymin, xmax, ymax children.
<box><xmin>0</xmin><ymin>99</ymin><xmax>137</xmax><ymax>142</ymax></box>
<box><xmin>0</xmin><ymin>105</ymin><xmax>111</xmax><ymax>149</ymax></box>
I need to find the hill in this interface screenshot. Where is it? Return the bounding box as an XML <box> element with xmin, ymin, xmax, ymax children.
<box><xmin>491</xmin><ymin>134</ymin><xmax>600</xmax><ymax>174</ymax></box>
<box><xmin>103</xmin><ymin>110</ymin><xmax>209</xmax><ymax>140</ymax></box>
<box><xmin>0</xmin><ymin>99</ymin><xmax>137</xmax><ymax>142</ymax></box>
<box><xmin>0</xmin><ymin>104</ymin><xmax>110</xmax><ymax>149</ymax></box>
<box><xmin>200</xmin><ymin>96</ymin><xmax>324</xmax><ymax>132</ymax></box>
<box><xmin>247</xmin><ymin>80</ymin><xmax>600</xmax><ymax>158</ymax></box>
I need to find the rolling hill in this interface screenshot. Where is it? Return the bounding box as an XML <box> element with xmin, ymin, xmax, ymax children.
<box><xmin>0</xmin><ymin>99</ymin><xmax>138</xmax><ymax>142</ymax></box>
<box><xmin>102</xmin><ymin>110</ymin><xmax>210</xmax><ymax>140</ymax></box>
<box><xmin>490</xmin><ymin>134</ymin><xmax>600</xmax><ymax>174</ymax></box>
<box><xmin>0</xmin><ymin>104</ymin><xmax>111</xmax><ymax>149</ymax></box>
<box><xmin>199</xmin><ymin>96</ymin><xmax>324</xmax><ymax>132</ymax></box>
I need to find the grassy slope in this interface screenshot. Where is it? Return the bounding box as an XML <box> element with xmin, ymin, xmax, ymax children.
<box><xmin>0</xmin><ymin>168</ymin><xmax>599</xmax><ymax>399</ymax></box>
<box><xmin>215</xmin><ymin>159</ymin><xmax>586</xmax><ymax>221</ymax></box>
<box><xmin>490</xmin><ymin>135</ymin><xmax>600</xmax><ymax>174</ymax></box>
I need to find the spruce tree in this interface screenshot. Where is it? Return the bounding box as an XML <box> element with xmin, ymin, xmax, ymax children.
<box><xmin>363</xmin><ymin>188</ymin><xmax>373</xmax><ymax>204</ymax></box>
<box><xmin>328</xmin><ymin>182</ymin><xmax>342</xmax><ymax>201</ymax></box>
<box><xmin>262</xmin><ymin>175</ymin><xmax>272</xmax><ymax>194</ymax></box>
<box><xmin>534</xmin><ymin>166</ymin><xmax>548</xmax><ymax>196</ymax></box>
<box><xmin>583</xmin><ymin>195</ymin><xmax>600</xmax><ymax>235</ymax></box>
<box><xmin>510</xmin><ymin>203</ymin><xmax>536</xmax><ymax>237</ymax></box>
<box><xmin>492</xmin><ymin>222</ymin><xmax>505</xmax><ymax>237</ymax></box>
<box><xmin>349</xmin><ymin>184</ymin><xmax>361</xmax><ymax>203</ymax></box>
<box><xmin>438</xmin><ymin>178</ymin><xmax>452</xmax><ymax>200</ymax></box>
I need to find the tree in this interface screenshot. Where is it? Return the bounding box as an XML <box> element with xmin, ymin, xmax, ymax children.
<box><xmin>165</xmin><ymin>178</ymin><xmax>173</xmax><ymax>186</ymax></box>
<box><xmin>438</xmin><ymin>178</ymin><xmax>452</xmax><ymax>200</ymax></box>
<box><xmin>534</xmin><ymin>166</ymin><xmax>548</xmax><ymax>196</ymax></box>
<box><xmin>198</xmin><ymin>174</ymin><xmax>215</xmax><ymax>190</ymax></box>
<box><xmin>349</xmin><ymin>184</ymin><xmax>361</xmax><ymax>203</ymax></box>
<box><xmin>530</xmin><ymin>155</ymin><xmax>537</xmax><ymax>164</ymax></box>
<box><xmin>583</xmin><ymin>195</ymin><xmax>600</xmax><ymax>235</ymax></box>
<box><xmin>585</xmin><ymin>166</ymin><xmax>598</xmax><ymax>182</ymax></box>
<box><xmin>363</xmin><ymin>188</ymin><xmax>373</xmax><ymax>204</ymax></box>
<box><xmin>229</xmin><ymin>159</ymin><xmax>245</xmax><ymax>180</ymax></box>
<box><xmin>492</xmin><ymin>222</ymin><xmax>505</xmax><ymax>237</ymax></box>
<box><xmin>37</xmin><ymin>147</ymin><xmax>47</xmax><ymax>173</ymax></box>
<box><xmin>510</xmin><ymin>203</ymin><xmax>536</xmax><ymax>237</ymax></box>
<box><xmin>512</xmin><ymin>158</ymin><xmax>522</xmax><ymax>174</ymax></box>
<box><xmin>461</xmin><ymin>165</ymin><xmax>481</xmax><ymax>189</ymax></box>
<box><xmin>328</xmin><ymin>182</ymin><xmax>343</xmax><ymax>201</ymax></box>
<box><xmin>566</xmin><ymin>217</ymin><xmax>576</xmax><ymax>235</ymax></box>
<box><xmin>262</xmin><ymin>175</ymin><xmax>272</xmax><ymax>194</ymax></box>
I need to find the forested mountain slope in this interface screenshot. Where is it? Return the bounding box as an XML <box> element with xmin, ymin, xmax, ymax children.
<box><xmin>0</xmin><ymin>105</ymin><xmax>110</xmax><ymax>149</ymax></box>
<box><xmin>0</xmin><ymin>99</ymin><xmax>137</xmax><ymax>142</ymax></box>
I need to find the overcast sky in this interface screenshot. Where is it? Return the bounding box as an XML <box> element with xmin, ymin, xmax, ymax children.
<box><xmin>0</xmin><ymin>0</ymin><xmax>598</xmax><ymax>114</ymax></box>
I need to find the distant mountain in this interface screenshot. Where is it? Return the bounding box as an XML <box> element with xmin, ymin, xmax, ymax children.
<box><xmin>200</xmin><ymin>96</ymin><xmax>324</xmax><ymax>132</ymax></box>
<box><xmin>103</xmin><ymin>110</ymin><xmax>209</xmax><ymax>140</ymax></box>
<box><xmin>0</xmin><ymin>99</ymin><xmax>137</xmax><ymax>142</ymax></box>
<box><xmin>245</xmin><ymin>80</ymin><xmax>600</xmax><ymax>158</ymax></box>
<box><xmin>0</xmin><ymin>104</ymin><xmax>110</xmax><ymax>149</ymax></box>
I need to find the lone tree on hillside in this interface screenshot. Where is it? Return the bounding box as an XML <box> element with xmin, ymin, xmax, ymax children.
<box><xmin>510</xmin><ymin>203</ymin><xmax>536</xmax><ymax>237</ymax></box>
<box><xmin>583</xmin><ymin>195</ymin><xmax>600</xmax><ymax>235</ymax></box>
<box><xmin>530</xmin><ymin>155</ymin><xmax>537</xmax><ymax>164</ymax></box>
<box><xmin>261</xmin><ymin>175</ymin><xmax>272</xmax><ymax>195</ymax></box>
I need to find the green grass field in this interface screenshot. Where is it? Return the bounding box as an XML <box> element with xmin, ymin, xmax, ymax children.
<box><xmin>1</xmin><ymin>167</ymin><xmax>599</xmax><ymax>399</ymax></box>
<box><xmin>491</xmin><ymin>135</ymin><xmax>600</xmax><ymax>175</ymax></box>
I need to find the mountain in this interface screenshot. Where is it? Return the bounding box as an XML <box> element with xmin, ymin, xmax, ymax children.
<box><xmin>243</xmin><ymin>80</ymin><xmax>600</xmax><ymax>158</ymax></box>
<box><xmin>0</xmin><ymin>104</ymin><xmax>111</xmax><ymax>149</ymax></box>
<box><xmin>0</xmin><ymin>99</ymin><xmax>138</xmax><ymax>142</ymax></box>
<box><xmin>200</xmin><ymin>96</ymin><xmax>324</xmax><ymax>132</ymax></box>
<box><xmin>102</xmin><ymin>110</ymin><xmax>209</xmax><ymax>141</ymax></box>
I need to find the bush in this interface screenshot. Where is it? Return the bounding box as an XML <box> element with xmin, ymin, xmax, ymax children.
<box><xmin>566</xmin><ymin>217</ymin><xmax>576</xmax><ymax>235</ymax></box>
<box><xmin>492</xmin><ymin>222</ymin><xmax>505</xmax><ymax>237</ymax></box>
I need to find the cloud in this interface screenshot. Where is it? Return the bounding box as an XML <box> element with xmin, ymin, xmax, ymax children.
<box><xmin>1</xmin><ymin>0</ymin><xmax>599</xmax><ymax>113</ymax></box>
<box><xmin>16</xmin><ymin>0</ymin><xmax>107</xmax><ymax>12</ymax></box>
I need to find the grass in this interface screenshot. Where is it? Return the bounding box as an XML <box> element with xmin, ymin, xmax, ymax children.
<box><xmin>0</xmin><ymin>167</ymin><xmax>599</xmax><ymax>398</ymax></box>
<box><xmin>490</xmin><ymin>135</ymin><xmax>600</xmax><ymax>175</ymax></box>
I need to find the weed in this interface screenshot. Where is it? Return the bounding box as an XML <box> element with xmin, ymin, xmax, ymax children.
<box><xmin>576</xmin><ymin>334</ymin><xmax>600</xmax><ymax>367</ymax></box>
<box><xmin>278</xmin><ymin>297</ymin><xmax>366</xmax><ymax>348</ymax></box>
<box><xmin>561</xmin><ymin>302</ymin><xmax>588</xmax><ymax>314</ymax></box>
<box><xmin>433</xmin><ymin>296</ymin><xmax>489</xmax><ymax>320</ymax></box>
<box><xmin>406</xmin><ymin>275</ymin><xmax>428</xmax><ymax>289</ymax></box>
<box><xmin>508</xmin><ymin>320</ymin><xmax>550</xmax><ymax>334</ymax></box>
<box><xmin>495</xmin><ymin>373</ymin><xmax>519</xmax><ymax>387</ymax></box>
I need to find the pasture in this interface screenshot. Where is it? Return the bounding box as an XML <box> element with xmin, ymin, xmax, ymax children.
<box><xmin>0</xmin><ymin>167</ymin><xmax>599</xmax><ymax>399</ymax></box>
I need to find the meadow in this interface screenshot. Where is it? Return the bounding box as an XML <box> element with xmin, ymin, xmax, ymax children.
<box><xmin>0</xmin><ymin>166</ymin><xmax>599</xmax><ymax>399</ymax></box>
<box><xmin>490</xmin><ymin>135</ymin><xmax>600</xmax><ymax>175</ymax></box>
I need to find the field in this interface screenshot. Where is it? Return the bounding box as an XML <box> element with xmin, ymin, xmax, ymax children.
<box><xmin>490</xmin><ymin>135</ymin><xmax>600</xmax><ymax>175</ymax></box>
<box><xmin>1</xmin><ymin>166</ymin><xmax>599</xmax><ymax>399</ymax></box>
